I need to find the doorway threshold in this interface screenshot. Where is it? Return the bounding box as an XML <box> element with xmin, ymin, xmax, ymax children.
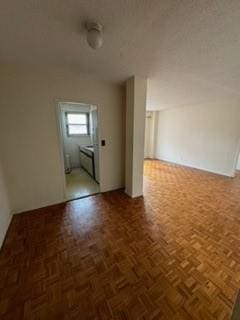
<box><xmin>66</xmin><ymin>192</ymin><xmax>101</xmax><ymax>203</ymax></box>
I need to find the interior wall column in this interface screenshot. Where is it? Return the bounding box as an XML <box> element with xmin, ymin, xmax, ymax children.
<box><xmin>125</xmin><ymin>76</ymin><xmax>147</xmax><ymax>197</ymax></box>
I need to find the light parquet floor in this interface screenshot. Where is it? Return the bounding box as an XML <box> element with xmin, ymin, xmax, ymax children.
<box><xmin>1</xmin><ymin>159</ymin><xmax>240</xmax><ymax>319</ymax></box>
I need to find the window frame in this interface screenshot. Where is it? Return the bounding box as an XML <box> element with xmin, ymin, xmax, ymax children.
<box><xmin>65</xmin><ymin>112</ymin><xmax>90</xmax><ymax>137</ymax></box>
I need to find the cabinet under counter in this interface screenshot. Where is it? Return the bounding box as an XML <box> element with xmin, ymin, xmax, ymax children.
<box><xmin>79</xmin><ymin>146</ymin><xmax>95</xmax><ymax>179</ymax></box>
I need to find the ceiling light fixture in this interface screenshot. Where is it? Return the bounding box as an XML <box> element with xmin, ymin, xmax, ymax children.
<box><xmin>85</xmin><ymin>22</ymin><xmax>103</xmax><ymax>50</ymax></box>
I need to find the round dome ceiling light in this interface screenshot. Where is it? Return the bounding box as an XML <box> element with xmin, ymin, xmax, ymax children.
<box><xmin>85</xmin><ymin>22</ymin><xmax>103</xmax><ymax>50</ymax></box>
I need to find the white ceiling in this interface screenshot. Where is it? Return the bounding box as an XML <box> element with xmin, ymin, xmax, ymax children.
<box><xmin>1</xmin><ymin>0</ymin><xmax>240</xmax><ymax>110</ymax></box>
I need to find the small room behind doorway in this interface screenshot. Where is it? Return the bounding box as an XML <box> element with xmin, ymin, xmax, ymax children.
<box><xmin>59</xmin><ymin>102</ymin><xmax>100</xmax><ymax>200</ymax></box>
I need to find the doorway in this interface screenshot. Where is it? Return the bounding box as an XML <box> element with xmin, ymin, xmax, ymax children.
<box><xmin>144</xmin><ymin>112</ymin><xmax>152</xmax><ymax>158</ymax></box>
<box><xmin>57</xmin><ymin>102</ymin><xmax>100</xmax><ymax>200</ymax></box>
<box><xmin>144</xmin><ymin>111</ymin><xmax>157</xmax><ymax>159</ymax></box>
<box><xmin>234</xmin><ymin>152</ymin><xmax>240</xmax><ymax>177</ymax></box>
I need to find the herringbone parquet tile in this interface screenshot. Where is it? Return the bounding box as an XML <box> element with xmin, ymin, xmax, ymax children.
<box><xmin>1</xmin><ymin>160</ymin><xmax>240</xmax><ymax>319</ymax></box>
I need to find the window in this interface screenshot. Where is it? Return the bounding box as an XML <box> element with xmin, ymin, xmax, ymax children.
<box><xmin>66</xmin><ymin>112</ymin><xmax>89</xmax><ymax>136</ymax></box>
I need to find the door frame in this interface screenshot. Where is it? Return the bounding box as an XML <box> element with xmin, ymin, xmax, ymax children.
<box><xmin>232</xmin><ymin>136</ymin><xmax>240</xmax><ymax>177</ymax></box>
<box><xmin>55</xmin><ymin>100</ymin><xmax>102</xmax><ymax>200</ymax></box>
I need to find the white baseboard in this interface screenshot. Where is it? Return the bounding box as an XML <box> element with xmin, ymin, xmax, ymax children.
<box><xmin>155</xmin><ymin>157</ymin><xmax>233</xmax><ymax>178</ymax></box>
<box><xmin>12</xmin><ymin>197</ymin><xmax>65</xmax><ymax>215</ymax></box>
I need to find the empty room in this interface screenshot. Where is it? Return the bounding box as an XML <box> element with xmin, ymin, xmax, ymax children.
<box><xmin>1</xmin><ymin>1</ymin><xmax>240</xmax><ymax>320</ymax></box>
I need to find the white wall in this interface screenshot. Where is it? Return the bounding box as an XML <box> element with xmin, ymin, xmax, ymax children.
<box><xmin>0</xmin><ymin>65</ymin><xmax>125</xmax><ymax>213</ymax></box>
<box><xmin>0</xmin><ymin>158</ymin><xmax>11</xmax><ymax>248</ymax></box>
<box><xmin>60</xmin><ymin>103</ymin><xmax>92</xmax><ymax>169</ymax></box>
<box><xmin>155</xmin><ymin>98</ymin><xmax>240</xmax><ymax>177</ymax></box>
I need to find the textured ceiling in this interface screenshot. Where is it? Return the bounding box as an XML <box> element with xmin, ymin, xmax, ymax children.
<box><xmin>0</xmin><ymin>0</ymin><xmax>240</xmax><ymax>109</ymax></box>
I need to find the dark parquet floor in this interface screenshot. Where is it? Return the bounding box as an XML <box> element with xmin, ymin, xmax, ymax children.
<box><xmin>1</xmin><ymin>160</ymin><xmax>240</xmax><ymax>319</ymax></box>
